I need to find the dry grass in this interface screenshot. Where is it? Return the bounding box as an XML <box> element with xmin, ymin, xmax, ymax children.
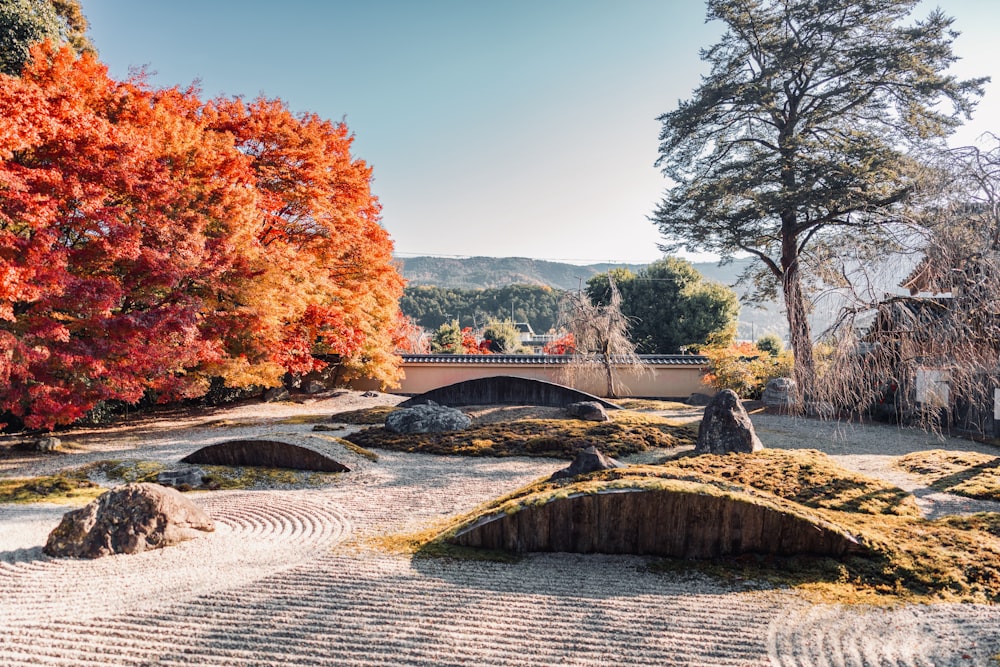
<box><xmin>344</xmin><ymin>410</ymin><xmax>697</xmax><ymax>459</ymax></box>
<box><xmin>897</xmin><ymin>449</ymin><xmax>1000</xmax><ymax>501</ymax></box>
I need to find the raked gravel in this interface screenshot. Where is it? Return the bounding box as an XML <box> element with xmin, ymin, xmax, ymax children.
<box><xmin>1</xmin><ymin>393</ymin><xmax>1000</xmax><ymax>666</ymax></box>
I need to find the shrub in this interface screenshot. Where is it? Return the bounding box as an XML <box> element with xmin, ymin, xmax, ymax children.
<box><xmin>701</xmin><ymin>342</ymin><xmax>793</xmax><ymax>399</ymax></box>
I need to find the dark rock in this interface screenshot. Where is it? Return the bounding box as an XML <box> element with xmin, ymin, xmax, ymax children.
<box><xmin>686</xmin><ymin>393</ymin><xmax>713</xmax><ymax>406</ymax></box>
<box><xmin>34</xmin><ymin>436</ymin><xmax>61</xmax><ymax>452</ymax></box>
<box><xmin>263</xmin><ymin>386</ymin><xmax>291</xmax><ymax>403</ymax></box>
<box><xmin>549</xmin><ymin>446</ymin><xmax>624</xmax><ymax>480</ymax></box>
<box><xmin>361</xmin><ymin>391</ymin><xmax>380</xmax><ymax>398</ymax></box>
<box><xmin>761</xmin><ymin>377</ymin><xmax>797</xmax><ymax>413</ymax></box>
<box><xmin>566</xmin><ymin>401</ymin><xmax>609</xmax><ymax>422</ymax></box>
<box><xmin>181</xmin><ymin>440</ymin><xmax>349</xmax><ymax>472</ymax></box>
<box><xmin>695</xmin><ymin>389</ymin><xmax>763</xmax><ymax>455</ymax></box>
<box><xmin>303</xmin><ymin>380</ymin><xmax>326</xmax><ymax>395</ymax></box>
<box><xmin>157</xmin><ymin>468</ymin><xmax>204</xmax><ymax>488</ymax></box>
<box><xmin>384</xmin><ymin>402</ymin><xmax>471</xmax><ymax>434</ymax></box>
<box><xmin>44</xmin><ymin>483</ymin><xmax>214</xmax><ymax>559</ymax></box>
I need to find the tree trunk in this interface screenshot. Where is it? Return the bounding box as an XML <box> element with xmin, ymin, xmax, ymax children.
<box><xmin>782</xmin><ymin>254</ymin><xmax>816</xmax><ymax>407</ymax></box>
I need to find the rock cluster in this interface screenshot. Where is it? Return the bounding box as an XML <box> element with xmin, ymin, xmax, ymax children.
<box><xmin>384</xmin><ymin>401</ymin><xmax>471</xmax><ymax>434</ymax></box>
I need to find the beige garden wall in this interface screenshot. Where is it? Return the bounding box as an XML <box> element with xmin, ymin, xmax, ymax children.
<box><xmin>354</xmin><ymin>355</ymin><xmax>709</xmax><ymax>400</ymax></box>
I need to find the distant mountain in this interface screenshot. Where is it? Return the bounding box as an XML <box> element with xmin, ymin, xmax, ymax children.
<box><xmin>397</xmin><ymin>255</ymin><xmax>789</xmax><ymax>341</ymax></box>
<box><xmin>396</xmin><ymin>256</ymin><xmax>646</xmax><ymax>291</ymax></box>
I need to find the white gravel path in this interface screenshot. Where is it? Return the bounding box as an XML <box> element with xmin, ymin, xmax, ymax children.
<box><xmin>1</xmin><ymin>394</ymin><xmax>999</xmax><ymax>666</ymax></box>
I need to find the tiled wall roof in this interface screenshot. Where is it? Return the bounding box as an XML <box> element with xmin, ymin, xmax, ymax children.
<box><xmin>401</xmin><ymin>354</ymin><xmax>707</xmax><ymax>366</ymax></box>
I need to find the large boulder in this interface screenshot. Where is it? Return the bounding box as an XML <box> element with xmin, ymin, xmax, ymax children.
<box><xmin>384</xmin><ymin>401</ymin><xmax>471</xmax><ymax>434</ymax></box>
<box><xmin>695</xmin><ymin>389</ymin><xmax>763</xmax><ymax>455</ymax></box>
<box><xmin>566</xmin><ymin>401</ymin><xmax>609</xmax><ymax>422</ymax></box>
<box><xmin>550</xmin><ymin>446</ymin><xmax>624</xmax><ymax>480</ymax></box>
<box><xmin>44</xmin><ymin>483</ymin><xmax>215</xmax><ymax>559</ymax></box>
<box><xmin>762</xmin><ymin>377</ymin><xmax>797</xmax><ymax>413</ymax></box>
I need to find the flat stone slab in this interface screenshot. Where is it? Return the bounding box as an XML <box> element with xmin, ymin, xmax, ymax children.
<box><xmin>181</xmin><ymin>439</ymin><xmax>349</xmax><ymax>472</ymax></box>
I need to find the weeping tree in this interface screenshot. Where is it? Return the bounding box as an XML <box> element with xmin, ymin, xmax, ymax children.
<box><xmin>818</xmin><ymin>137</ymin><xmax>1000</xmax><ymax>431</ymax></box>
<box><xmin>557</xmin><ymin>277</ymin><xmax>645</xmax><ymax>398</ymax></box>
<box><xmin>653</xmin><ymin>0</ymin><xmax>986</xmax><ymax>407</ymax></box>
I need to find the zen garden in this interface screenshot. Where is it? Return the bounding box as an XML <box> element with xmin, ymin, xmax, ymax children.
<box><xmin>3</xmin><ymin>1</ymin><xmax>1000</xmax><ymax>666</ymax></box>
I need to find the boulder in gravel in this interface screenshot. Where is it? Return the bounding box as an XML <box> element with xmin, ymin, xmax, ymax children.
<box><xmin>157</xmin><ymin>468</ymin><xmax>205</xmax><ymax>488</ymax></box>
<box><xmin>566</xmin><ymin>401</ymin><xmax>609</xmax><ymax>422</ymax></box>
<box><xmin>303</xmin><ymin>380</ymin><xmax>326</xmax><ymax>395</ymax></box>
<box><xmin>549</xmin><ymin>446</ymin><xmax>624</xmax><ymax>480</ymax></box>
<box><xmin>686</xmin><ymin>393</ymin><xmax>713</xmax><ymax>406</ymax></box>
<box><xmin>384</xmin><ymin>401</ymin><xmax>471</xmax><ymax>434</ymax></box>
<box><xmin>695</xmin><ymin>389</ymin><xmax>763</xmax><ymax>455</ymax></box>
<box><xmin>761</xmin><ymin>377</ymin><xmax>797</xmax><ymax>414</ymax></box>
<box><xmin>34</xmin><ymin>436</ymin><xmax>61</xmax><ymax>452</ymax></box>
<box><xmin>44</xmin><ymin>483</ymin><xmax>215</xmax><ymax>559</ymax></box>
<box><xmin>263</xmin><ymin>386</ymin><xmax>291</xmax><ymax>403</ymax></box>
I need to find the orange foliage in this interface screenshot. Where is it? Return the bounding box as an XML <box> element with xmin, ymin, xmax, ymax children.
<box><xmin>0</xmin><ymin>43</ymin><xmax>403</xmax><ymax>429</ymax></box>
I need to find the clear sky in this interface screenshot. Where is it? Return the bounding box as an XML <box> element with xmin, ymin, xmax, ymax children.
<box><xmin>82</xmin><ymin>0</ymin><xmax>1000</xmax><ymax>265</ymax></box>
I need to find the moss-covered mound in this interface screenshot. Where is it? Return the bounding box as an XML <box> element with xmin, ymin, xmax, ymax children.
<box><xmin>344</xmin><ymin>410</ymin><xmax>697</xmax><ymax>459</ymax></box>
<box><xmin>418</xmin><ymin>450</ymin><xmax>1000</xmax><ymax>602</ymax></box>
<box><xmin>897</xmin><ymin>449</ymin><xmax>1000</xmax><ymax>501</ymax></box>
<box><xmin>446</xmin><ymin>477</ymin><xmax>868</xmax><ymax>559</ymax></box>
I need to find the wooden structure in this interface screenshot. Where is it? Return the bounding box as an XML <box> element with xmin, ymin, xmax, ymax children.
<box><xmin>447</xmin><ymin>485</ymin><xmax>866</xmax><ymax>559</ymax></box>
<box><xmin>182</xmin><ymin>440</ymin><xmax>349</xmax><ymax>473</ymax></box>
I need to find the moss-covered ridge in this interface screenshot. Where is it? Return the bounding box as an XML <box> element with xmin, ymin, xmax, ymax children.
<box><xmin>420</xmin><ymin>450</ymin><xmax>1000</xmax><ymax>602</ymax></box>
<box><xmin>344</xmin><ymin>410</ymin><xmax>697</xmax><ymax>459</ymax></box>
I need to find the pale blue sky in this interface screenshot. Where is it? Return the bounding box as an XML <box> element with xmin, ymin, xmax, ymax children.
<box><xmin>83</xmin><ymin>1</ymin><xmax>999</xmax><ymax>265</ymax></box>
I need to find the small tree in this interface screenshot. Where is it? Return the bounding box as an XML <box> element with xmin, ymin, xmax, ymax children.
<box><xmin>557</xmin><ymin>277</ymin><xmax>644</xmax><ymax>398</ymax></box>
<box><xmin>481</xmin><ymin>318</ymin><xmax>526</xmax><ymax>354</ymax></box>
<box><xmin>431</xmin><ymin>321</ymin><xmax>463</xmax><ymax>354</ymax></box>
<box><xmin>587</xmin><ymin>258</ymin><xmax>739</xmax><ymax>353</ymax></box>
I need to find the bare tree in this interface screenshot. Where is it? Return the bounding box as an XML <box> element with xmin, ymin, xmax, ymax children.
<box><xmin>557</xmin><ymin>277</ymin><xmax>645</xmax><ymax>398</ymax></box>
<box><xmin>816</xmin><ymin>137</ymin><xmax>1000</xmax><ymax>432</ymax></box>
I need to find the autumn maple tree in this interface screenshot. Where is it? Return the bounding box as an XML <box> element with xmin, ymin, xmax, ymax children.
<box><xmin>0</xmin><ymin>43</ymin><xmax>404</xmax><ymax>429</ymax></box>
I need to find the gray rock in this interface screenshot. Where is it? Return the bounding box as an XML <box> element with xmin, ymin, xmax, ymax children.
<box><xmin>761</xmin><ymin>377</ymin><xmax>797</xmax><ymax>413</ymax></box>
<box><xmin>695</xmin><ymin>389</ymin><xmax>764</xmax><ymax>455</ymax></box>
<box><xmin>156</xmin><ymin>468</ymin><xmax>204</xmax><ymax>488</ymax></box>
<box><xmin>35</xmin><ymin>436</ymin><xmax>62</xmax><ymax>452</ymax></box>
<box><xmin>384</xmin><ymin>402</ymin><xmax>471</xmax><ymax>434</ymax></box>
<box><xmin>44</xmin><ymin>483</ymin><xmax>215</xmax><ymax>559</ymax></box>
<box><xmin>263</xmin><ymin>386</ymin><xmax>290</xmax><ymax>403</ymax></box>
<box><xmin>549</xmin><ymin>446</ymin><xmax>624</xmax><ymax>480</ymax></box>
<box><xmin>686</xmin><ymin>393</ymin><xmax>714</xmax><ymax>406</ymax></box>
<box><xmin>566</xmin><ymin>401</ymin><xmax>609</xmax><ymax>422</ymax></box>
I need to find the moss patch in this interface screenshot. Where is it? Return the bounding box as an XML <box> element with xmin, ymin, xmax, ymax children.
<box><xmin>0</xmin><ymin>475</ymin><xmax>103</xmax><ymax>504</ymax></box>
<box><xmin>897</xmin><ymin>449</ymin><xmax>1000</xmax><ymax>501</ymax></box>
<box><xmin>329</xmin><ymin>405</ymin><xmax>399</xmax><ymax>425</ymax></box>
<box><xmin>615</xmin><ymin>398</ymin><xmax>694</xmax><ymax>412</ymax></box>
<box><xmin>345</xmin><ymin>410</ymin><xmax>697</xmax><ymax>459</ymax></box>
<box><xmin>198</xmin><ymin>465</ymin><xmax>340</xmax><ymax>490</ymax></box>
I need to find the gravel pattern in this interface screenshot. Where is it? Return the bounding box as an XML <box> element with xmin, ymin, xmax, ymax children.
<box><xmin>1</xmin><ymin>394</ymin><xmax>1000</xmax><ymax>666</ymax></box>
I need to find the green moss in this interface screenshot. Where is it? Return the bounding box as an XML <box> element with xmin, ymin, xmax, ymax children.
<box><xmin>0</xmin><ymin>475</ymin><xmax>103</xmax><ymax>504</ymax></box>
<box><xmin>199</xmin><ymin>465</ymin><xmax>339</xmax><ymax>490</ymax></box>
<box><xmin>345</xmin><ymin>410</ymin><xmax>696</xmax><ymax>459</ymax></box>
<box><xmin>897</xmin><ymin>450</ymin><xmax>1000</xmax><ymax>501</ymax></box>
<box><xmin>615</xmin><ymin>399</ymin><xmax>694</xmax><ymax>412</ymax></box>
<box><xmin>79</xmin><ymin>459</ymin><xmax>166</xmax><ymax>484</ymax></box>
